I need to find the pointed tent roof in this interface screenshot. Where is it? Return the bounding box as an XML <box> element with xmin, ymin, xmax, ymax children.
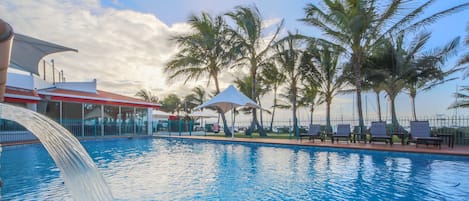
<box><xmin>10</xmin><ymin>33</ymin><xmax>78</xmax><ymax>75</ymax></box>
<box><xmin>194</xmin><ymin>85</ymin><xmax>261</xmax><ymax>113</ymax></box>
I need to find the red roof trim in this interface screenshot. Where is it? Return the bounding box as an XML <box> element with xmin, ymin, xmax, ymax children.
<box><xmin>48</xmin><ymin>96</ymin><xmax>160</xmax><ymax>109</ymax></box>
<box><xmin>4</xmin><ymin>97</ymin><xmax>39</xmax><ymax>104</ymax></box>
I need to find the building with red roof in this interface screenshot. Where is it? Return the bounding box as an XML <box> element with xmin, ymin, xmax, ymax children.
<box><xmin>2</xmin><ymin>33</ymin><xmax>161</xmax><ymax>139</ymax></box>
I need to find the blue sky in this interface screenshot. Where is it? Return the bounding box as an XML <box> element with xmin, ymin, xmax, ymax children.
<box><xmin>100</xmin><ymin>0</ymin><xmax>468</xmax><ymax>119</ymax></box>
<box><xmin>1</xmin><ymin>0</ymin><xmax>468</xmax><ymax>122</ymax></box>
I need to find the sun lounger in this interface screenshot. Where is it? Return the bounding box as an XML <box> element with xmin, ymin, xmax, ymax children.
<box><xmin>410</xmin><ymin>121</ymin><xmax>442</xmax><ymax>149</ymax></box>
<box><xmin>332</xmin><ymin>124</ymin><xmax>352</xmax><ymax>143</ymax></box>
<box><xmin>368</xmin><ymin>121</ymin><xmax>393</xmax><ymax>145</ymax></box>
<box><xmin>300</xmin><ymin>124</ymin><xmax>323</xmax><ymax>142</ymax></box>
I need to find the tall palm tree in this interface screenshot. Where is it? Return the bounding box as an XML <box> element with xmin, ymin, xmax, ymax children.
<box><xmin>273</xmin><ymin>33</ymin><xmax>307</xmax><ymax>138</ymax></box>
<box><xmin>226</xmin><ymin>5</ymin><xmax>283</xmax><ymax>136</ymax></box>
<box><xmin>135</xmin><ymin>89</ymin><xmax>159</xmax><ymax>103</ymax></box>
<box><xmin>302</xmin><ymin>0</ymin><xmax>469</xmax><ymax>137</ymax></box>
<box><xmin>449</xmin><ymin>23</ymin><xmax>469</xmax><ymax>109</ymax></box>
<box><xmin>369</xmin><ymin>32</ymin><xmax>451</xmax><ymax>129</ymax></box>
<box><xmin>160</xmin><ymin>94</ymin><xmax>182</xmax><ymax>114</ymax></box>
<box><xmin>298</xmin><ymin>84</ymin><xmax>324</xmax><ymax>125</ymax></box>
<box><xmin>261</xmin><ymin>63</ymin><xmax>286</xmax><ymax>131</ymax></box>
<box><xmin>405</xmin><ymin>36</ymin><xmax>459</xmax><ymax>120</ymax></box>
<box><xmin>458</xmin><ymin>23</ymin><xmax>469</xmax><ymax>77</ymax></box>
<box><xmin>301</xmin><ymin>43</ymin><xmax>344</xmax><ymax>136</ymax></box>
<box><xmin>191</xmin><ymin>86</ymin><xmax>207</xmax><ymax>108</ymax></box>
<box><xmin>449</xmin><ymin>86</ymin><xmax>469</xmax><ymax>109</ymax></box>
<box><xmin>165</xmin><ymin>12</ymin><xmax>234</xmax><ymax>136</ymax></box>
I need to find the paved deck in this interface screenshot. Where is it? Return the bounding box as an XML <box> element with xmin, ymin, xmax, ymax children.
<box><xmin>164</xmin><ymin>135</ymin><xmax>469</xmax><ymax>156</ymax></box>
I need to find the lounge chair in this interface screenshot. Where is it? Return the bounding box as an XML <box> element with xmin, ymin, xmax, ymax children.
<box><xmin>332</xmin><ymin>124</ymin><xmax>352</xmax><ymax>143</ymax></box>
<box><xmin>368</xmin><ymin>121</ymin><xmax>393</xmax><ymax>145</ymax></box>
<box><xmin>300</xmin><ymin>124</ymin><xmax>323</xmax><ymax>142</ymax></box>
<box><xmin>410</xmin><ymin>121</ymin><xmax>442</xmax><ymax>149</ymax></box>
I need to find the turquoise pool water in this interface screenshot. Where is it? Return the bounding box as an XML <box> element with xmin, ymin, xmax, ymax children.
<box><xmin>1</xmin><ymin>138</ymin><xmax>469</xmax><ymax>200</ymax></box>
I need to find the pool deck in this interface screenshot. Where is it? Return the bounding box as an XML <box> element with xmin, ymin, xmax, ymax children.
<box><xmin>164</xmin><ymin>135</ymin><xmax>469</xmax><ymax>156</ymax></box>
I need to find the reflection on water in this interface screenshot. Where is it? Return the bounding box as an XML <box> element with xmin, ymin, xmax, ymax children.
<box><xmin>2</xmin><ymin>137</ymin><xmax>469</xmax><ymax>200</ymax></box>
<box><xmin>0</xmin><ymin>103</ymin><xmax>113</xmax><ymax>201</ymax></box>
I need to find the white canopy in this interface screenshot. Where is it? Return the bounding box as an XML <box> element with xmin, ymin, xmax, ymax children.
<box><xmin>194</xmin><ymin>85</ymin><xmax>261</xmax><ymax>113</ymax></box>
<box><xmin>10</xmin><ymin>33</ymin><xmax>78</xmax><ymax>75</ymax></box>
<box><xmin>194</xmin><ymin>85</ymin><xmax>261</xmax><ymax>139</ymax></box>
<box><xmin>152</xmin><ymin>110</ymin><xmax>172</xmax><ymax>119</ymax></box>
<box><xmin>189</xmin><ymin>110</ymin><xmax>218</xmax><ymax>118</ymax></box>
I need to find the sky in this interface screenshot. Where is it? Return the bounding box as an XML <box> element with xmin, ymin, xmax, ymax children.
<box><xmin>0</xmin><ymin>0</ymin><xmax>468</xmax><ymax>123</ymax></box>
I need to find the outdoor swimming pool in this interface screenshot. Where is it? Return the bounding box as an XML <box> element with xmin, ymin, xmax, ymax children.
<box><xmin>1</xmin><ymin>137</ymin><xmax>469</xmax><ymax>200</ymax></box>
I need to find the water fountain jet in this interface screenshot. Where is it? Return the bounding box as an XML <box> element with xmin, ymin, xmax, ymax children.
<box><xmin>0</xmin><ymin>19</ymin><xmax>113</xmax><ymax>200</ymax></box>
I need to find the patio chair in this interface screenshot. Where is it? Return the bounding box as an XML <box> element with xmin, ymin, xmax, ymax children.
<box><xmin>332</xmin><ymin>124</ymin><xmax>352</xmax><ymax>144</ymax></box>
<box><xmin>369</xmin><ymin>121</ymin><xmax>393</xmax><ymax>145</ymax></box>
<box><xmin>300</xmin><ymin>124</ymin><xmax>323</xmax><ymax>142</ymax></box>
<box><xmin>410</xmin><ymin>121</ymin><xmax>442</xmax><ymax>149</ymax></box>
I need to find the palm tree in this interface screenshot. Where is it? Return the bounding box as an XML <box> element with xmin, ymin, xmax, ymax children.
<box><xmin>191</xmin><ymin>86</ymin><xmax>206</xmax><ymax>107</ymax></box>
<box><xmin>165</xmin><ymin>12</ymin><xmax>234</xmax><ymax>136</ymax></box>
<box><xmin>301</xmin><ymin>43</ymin><xmax>344</xmax><ymax>136</ymax></box>
<box><xmin>272</xmin><ymin>33</ymin><xmax>307</xmax><ymax>138</ymax></box>
<box><xmin>160</xmin><ymin>94</ymin><xmax>182</xmax><ymax>114</ymax></box>
<box><xmin>369</xmin><ymin>32</ymin><xmax>440</xmax><ymax>129</ymax></box>
<box><xmin>261</xmin><ymin>63</ymin><xmax>286</xmax><ymax>131</ymax></box>
<box><xmin>302</xmin><ymin>0</ymin><xmax>469</xmax><ymax>137</ymax></box>
<box><xmin>298</xmin><ymin>84</ymin><xmax>324</xmax><ymax>125</ymax></box>
<box><xmin>406</xmin><ymin>35</ymin><xmax>459</xmax><ymax>120</ymax></box>
<box><xmin>458</xmin><ymin>23</ymin><xmax>469</xmax><ymax>77</ymax></box>
<box><xmin>449</xmin><ymin>23</ymin><xmax>469</xmax><ymax>109</ymax></box>
<box><xmin>135</xmin><ymin>89</ymin><xmax>159</xmax><ymax>103</ymax></box>
<box><xmin>449</xmin><ymin>86</ymin><xmax>469</xmax><ymax>108</ymax></box>
<box><xmin>226</xmin><ymin>5</ymin><xmax>283</xmax><ymax>136</ymax></box>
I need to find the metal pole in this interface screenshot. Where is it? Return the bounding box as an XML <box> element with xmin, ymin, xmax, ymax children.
<box><xmin>43</xmin><ymin>60</ymin><xmax>46</xmax><ymax>80</ymax></box>
<box><xmin>51</xmin><ymin>59</ymin><xmax>55</xmax><ymax>84</ymax></box>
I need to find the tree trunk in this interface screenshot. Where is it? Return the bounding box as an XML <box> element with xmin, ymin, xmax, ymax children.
<box><xmin>390</xmin><ymin>95</ymin><xmax>399</xmax><ymax>132</ymax></box>
<box><xmin>269</xmin><ymin>87</ymin><xmax>278</xmax><ymax>131</ymax></box>
<box><xmin>310</xmin><ymin>107</ymin><xmax>314</xmax><ymax>125</ymax></box>
<box><xmin>258</xmin><ymin>97</ymin><xmax>264</xmax><ymax>128</ymax></box>
<box><xmin>353</xmin><ymin>53</ymin><xmax>365</xmax><ymax>141</ymax></box>
<box><xmin>375</xmin><ymin>91</ymin><xmax>382</xmax><ymax>122</ymax></box>
<box><xmin>248</xmin><ymin>60</ymin><xmax>267</xmax><ymax>137</ymax></box>
<box><xmin>292</xmin><ymin>84</ymin><xmax>298</xmax><ymax>138</ymax></box>
<box><xmin>410</xmin><ymin>87</ymin><xmax>417</xmax><ymax>121</ymax></box>
<box><xmin>326</xmin><ymin>101</ymin><xmax>331</xmax><ymax>136</ymax></box>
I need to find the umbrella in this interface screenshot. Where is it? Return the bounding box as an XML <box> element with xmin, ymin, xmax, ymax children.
<box><xmin>194</xmin><ymin>85</ymin><xmax>261</xmax><ymax>139</ymax></box>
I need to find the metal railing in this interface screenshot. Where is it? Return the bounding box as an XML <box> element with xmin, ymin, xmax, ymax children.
<box><xmin>0</xmin><ymin>118</ymin><xmax>151</xmax><ymax>144</ymax></box>
<box><xmin>2</xmin><ymin>116</ymin><xmax>469</xmax><ymax>145</ymax></box>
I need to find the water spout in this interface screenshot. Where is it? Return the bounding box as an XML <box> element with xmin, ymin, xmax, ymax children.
<box><xmin>0</xmin><ymin>18</ymin><xmax>13</xmax><ymax>102</ymax></box>
<box><xmin>0</xmin><ymin>103</ymin><xmax>114</xmax><ymax>200</ymax></box>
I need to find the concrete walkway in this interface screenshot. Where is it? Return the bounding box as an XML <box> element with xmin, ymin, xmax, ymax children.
<box><xmin>163</xmin><ymin>135</ymin><xmax>469</xmax><ymax>156</ymax></box>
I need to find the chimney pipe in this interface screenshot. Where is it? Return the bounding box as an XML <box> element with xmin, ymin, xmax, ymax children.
<box><xmin>0</xmin><ymin>19</ymin><xmax>14</xmax><ymax>102</ymax></box>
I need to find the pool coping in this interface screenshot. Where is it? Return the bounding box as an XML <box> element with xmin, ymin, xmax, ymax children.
<box><xmin>160</xmin><ymin>135</ymin><xmax>469</xmax><ymax>157</ymax></box>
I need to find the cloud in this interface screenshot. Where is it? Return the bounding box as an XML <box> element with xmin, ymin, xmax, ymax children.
<box><xmin>0</xmin><ymin>0</ymin><xmax>191</xmax><ymax>98</ymax></box>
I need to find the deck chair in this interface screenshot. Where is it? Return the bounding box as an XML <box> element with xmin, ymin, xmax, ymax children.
<box><xmin>410</xmin><ymin>121</ymin><xmax>442</xmax><ymax>149</ymax></box>
<box><xmin>369</xmin><ymin>121</ymin><xmax>393</xmax><ymax>145</ymax></box>
<box><xmin>300</xmin><ymin>124</ymin><xmax>323</xmax><ymax>142</ymax></box>
<box><xmin>332</xmin><ymin>124</ymin><xmax>352</xmax><ymax>143</ymax></box>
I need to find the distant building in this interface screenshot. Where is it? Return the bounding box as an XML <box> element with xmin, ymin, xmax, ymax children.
<box><xmin>1</xmin><ymin>33</ymin><xmax>160</xmax><ymax>140</ymax></box>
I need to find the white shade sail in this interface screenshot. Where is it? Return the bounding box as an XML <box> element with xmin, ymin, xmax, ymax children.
<box><xmin>189</xmin><ymin>110</ymin><xmax>218</xmax><ymax>118</ymax></box>
<box><xmin>152</xmin><ymin>110</ymin><xmax>172</xmax><ymax>118</ymax></box>
<box><xmin>10</xmin><ymin>33</ymin><xmax>78</xmax><ymax>75</ymax></box>
<box><xmin>194</xmin><ymin>85</ymin><xmax>261</xmax><ymax>113</ymax></box>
